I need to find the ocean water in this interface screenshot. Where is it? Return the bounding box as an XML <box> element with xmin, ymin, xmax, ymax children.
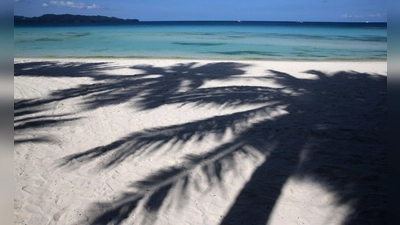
<box><xmin>14</xmin><ymin>21</ymin><xmax>387</xmax><ymax>60</ymax></box>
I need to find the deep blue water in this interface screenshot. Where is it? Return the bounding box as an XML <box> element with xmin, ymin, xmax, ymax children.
<box><xmin>14</xmin><ymin>21</ymin><xmax>387</xmax><ymax>60</ymax></box>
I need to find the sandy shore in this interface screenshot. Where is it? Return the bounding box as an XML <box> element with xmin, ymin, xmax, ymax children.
<box><xmin>14</xmin><ymin>58</ymin><xmax>387</xmax><ymax>225</ymax></box>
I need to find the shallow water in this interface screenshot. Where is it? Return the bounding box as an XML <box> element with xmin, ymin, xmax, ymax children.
<box><xmin>14</xmin><ymin>21</ymin><xmax>387</xmax><ymax>60</ymax></box>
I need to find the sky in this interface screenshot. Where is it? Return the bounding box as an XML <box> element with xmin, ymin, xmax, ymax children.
<box><xmin>14</xmin><ymin>0</ymin><xmax>387</xmax><ymax>22</ymax></box>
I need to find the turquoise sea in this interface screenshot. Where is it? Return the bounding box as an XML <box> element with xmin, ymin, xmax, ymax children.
<box><xmin>14</xmin><ymin>21</ymin><xmax>387</xmax><ymax>60</ymax></box>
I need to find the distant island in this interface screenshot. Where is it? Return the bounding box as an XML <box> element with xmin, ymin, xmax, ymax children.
<box><xmin>14</xmin><ymin>14</ymin><xmax>139</xmax><ymax>24</ymax></box>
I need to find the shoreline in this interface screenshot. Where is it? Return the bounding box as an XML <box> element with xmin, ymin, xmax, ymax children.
<box><xmin>14</xmin><ymin>56</ymin><xmax>388</xmax><ymax>62</ymax></box>
<box><xmin>14</xmin><ymin>58</ymin><xmax>388</xmax><ymax>76</ymax></box>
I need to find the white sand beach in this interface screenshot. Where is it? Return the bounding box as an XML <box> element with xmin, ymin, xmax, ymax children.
<box><xmin>14</xmin><ymin>59</ymin><xmax>387</xmax><ymax>225</ymax></box>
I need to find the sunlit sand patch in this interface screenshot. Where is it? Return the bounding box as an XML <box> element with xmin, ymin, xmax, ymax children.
<box><xmin>267</xmin><ymin>177</ymin><xmax>353</xmax><ymax>225</ymax></box>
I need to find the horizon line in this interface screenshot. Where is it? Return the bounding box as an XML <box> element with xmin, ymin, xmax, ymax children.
<box><xmin>13</xmin><ymin>14</ymin><xmax>387</xmax><ymax>23</ymax></box>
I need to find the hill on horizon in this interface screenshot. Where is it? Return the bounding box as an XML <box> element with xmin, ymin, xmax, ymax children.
<box><xmin>14</xmin><ymin>14</ymin><xmax>139</xmax><ymax>24</ymax></box>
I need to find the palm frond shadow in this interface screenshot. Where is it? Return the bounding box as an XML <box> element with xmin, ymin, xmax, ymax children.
<box><xmin>14</xmin><ymin>61</ymin><xmax>116</xmax><ymax>80</ymax></box>
<box><xmin>15</xmin><ymin>61</ymin><xmax>251</xmax><ymax>111</ymax></box>
<box><xmin>60</xmin><ymin>104</ymin><xmax>283</xmax><ymax>170</ymax></box>
<box><xmin>14</xmin><ymin>99</ymin><xmax>80</xmax><ymax>144</ymax></box>
<box><xmin>15</xmin><ymin>61</ymin><xmax>249</xmax><ymax>145</ymax></box>
<box><xmin>57</xmin><ymin>64</ymin><xmax>386</xmax><ymax>225</ymax></box>
<box><xmin>14</xmin><ymin>61</ymin><xmax>120</xmax><ymax>144</ymax></box>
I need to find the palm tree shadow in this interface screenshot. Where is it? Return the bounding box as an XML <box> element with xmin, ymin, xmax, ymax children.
<box><xmin>57</xmin><ymin>63</ymin><xmax>386</xmax><ymax>225</ymax></box>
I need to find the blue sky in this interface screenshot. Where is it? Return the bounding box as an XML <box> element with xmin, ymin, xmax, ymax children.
<box><xmin>14</xmin><ymin>0</ymin><xmax>387</xmax><ymax>22</ymax></box>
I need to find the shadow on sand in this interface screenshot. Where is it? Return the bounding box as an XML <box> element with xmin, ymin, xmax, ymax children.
<box><xmin>15</xmin><ymin>61</ymin><xmax>387</xmax><ymax>224</ymax></box>
<box><xmin>14</xmin><ymin>98</ymin><xmax>80</xmax><ymax>144</ymax></box>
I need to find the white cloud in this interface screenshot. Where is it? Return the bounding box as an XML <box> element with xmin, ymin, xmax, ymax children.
<box><xmin>43</xmin><ymin>1</ymin><xmax>100</xmax><ymax>9</ymax></box>
<box><xmin>86</xmin><ymin>4</ymin><xmax>99</xmax><ymax>9</ymax></box>
<box><xmin>369</xmin><ymin>13</ymin><xmax>382</xmax><ymax>18</ymax></box>
<box><xmin>341</xmin><ymin>14</ymin><xmax>363</xmax><ymax>19</ymax></box>
<box><xmin>341</xmin><ymin>14</ymin><xmax>350</xmax><ymax>18</ymax></box>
